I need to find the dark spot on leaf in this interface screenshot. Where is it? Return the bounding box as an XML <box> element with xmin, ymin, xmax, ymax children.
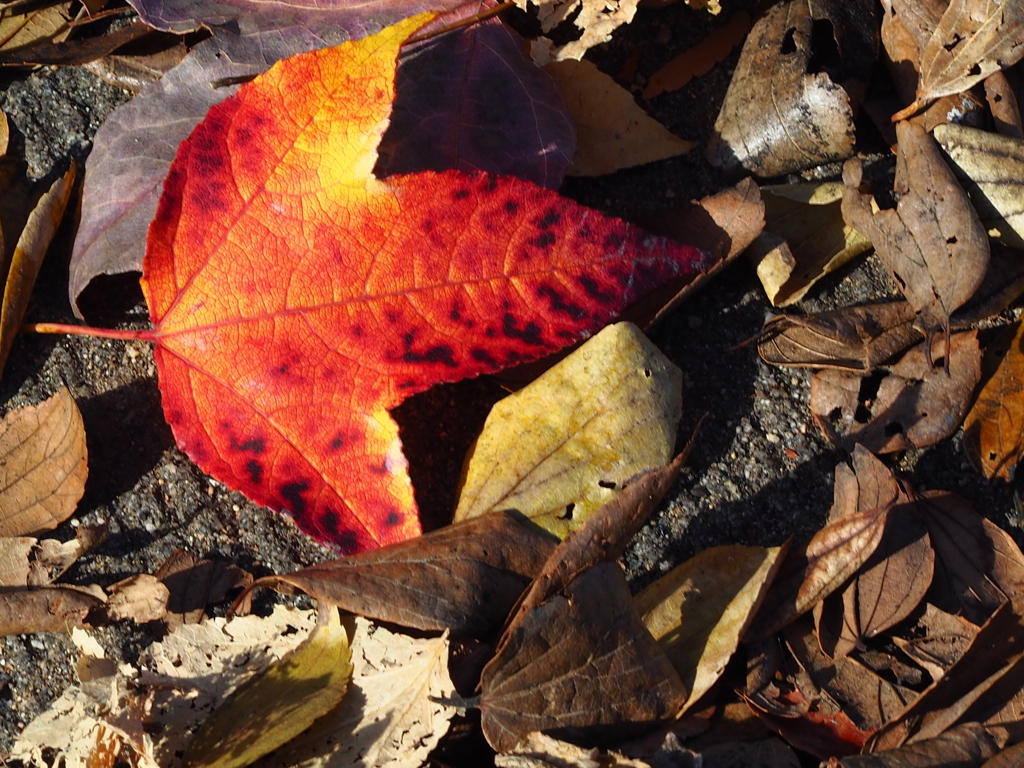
<box><xmin>401</xmin><ymin>332</ymin><xmax>457</xmax><ymax>367</ymax></box>
<box><xmin>536</xmin><ymin>209</ymin><xmax>560</xmax><ymax>230</ymax></box>
<box><xmin>369</xmin><ymin>462</ymin><xmax>388</xmax><ymax>475</ymax></box>
<box><xmin>531</xmin><ymin>231</ymin><xmax>556</xmax><ymax>249</ymax></box>
<box><xmin>386</xmin><ymin>311</ymin><xmax>400</xmax><ymax>323</ymax></box>
<box><xmin>321</xmin><ymin>507</ymin><xmax>340</xmax><ymax>533</ymax></box>
<box><xmin>454</xmin><ymin>188</ymin><xmax>470</xmax><ymax>200</ymax></box>
<box><xmin>450</xmin><ymin>305</ymin><xmax>461</xmax><ymax>321</ymax></box>
<box><xmin>336</xmin><ymin>530</ymin><xmax>359</xmax><ymax>555</ymax></box>
<box><xmin>471</xmin><ymin>348</ymin><xmax>498</xmax><ymax>367</ymax></box>
<box><xmin>423</xmin><ymin>219</ymin><xmax>433</xmax><ymax>231</ymax></box>
<box><xmin>220</xmin><ymin>420</ymin><xmax>232</xmax><ymax>431</ymax></box>
<box><xmin>505</xmin><ymin>200</ymin><xmax>519</xmax><ymax>215</ymax></box>
<box><xmin>280</xmin><ymin>480</ymin><xmax>311</xmax><ymax>515</ymax></box>
<box><xmin>484</xmin><ymin>176</ymin><xmax>498</xmax><ymax>192</ymax></box>
<box><xmin>245</xmin><ymin>459</ymin><xmax>263</xmax><ymax>484</ymax></box>
<box><xmin>398</xmin><ymin>379</ymin><xmax>418</xmax><ymax>388</ymax></box>
<box><xmin>232</xmin><ymin>437</ymin><xmax>266</xmax><ymax>454</ymax></box>
<box><xmin>506</xmin><ymin>350</ymin><xmax>527</xmax><ymax>365</ymax></box>
<box><xmin>386</xmin><ymin>510</ymin><xmax>402</xmax><ymax>527</ymax></box>
<box><xmin>352</xmin><ymin>325</ymin><xmax>364</xmax><ymax>337</ymax></box>
<box><xmin>329</xmin><ymin>433</ymin><xmax>345</xmax><ymax>451</ymax></box>
<box><xmin>537</xmin><ymin>285</ymin><xmax>586</xmax><ymax>320</ymax></box>
<box><xmin>503</xmin><ymin>313</ymin><xmax>544</xmax><ymax>346</ymax></box>
<box><xmin>579</xmin><ymin>224</ymin><xmax>593</xmax><ymax>240</ymax></box>
<box><xmin>578</xmin><ymin>276</ymin><xmax>616</xmax><ymax>304</ymax></box>
<box><xmin>485</xmin><ymin>327</ymin><xmax>496</xmax><ymax>338</ymax></box>
<box><xmin>603</xmin><ymin>232</ymin><xmax>626</xmax><ymax>251</ymax></box>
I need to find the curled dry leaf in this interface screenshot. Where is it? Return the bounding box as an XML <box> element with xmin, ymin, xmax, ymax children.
<box><xmin>963</xmin><ymin>321</ymin><xmax>1024</xmax><ymax>480</ymax></box>
<box><xmin>745</xmin><ymin>503</ymin><xmax>889</xmax><ymax>640</ymax></box>
<box><xmin>0</xmin><ymin>4</ymin><xmax>71</xmax><ymax>56</ymax></box>
<box><xmin>0</xmin><ymin>586</ymin><xmax>105</xmax><ymax>637</ymax></box>
<box><xmin>481</xmin><ymin>561</ymin><xmax>688</xmax><ymax>753</ymax></box>
<box><xmin>982</xmin><ymin>741</ymin><xmax>1024</xmax><ymax>768</ymax></box>
<box><xmin>747</xmin><ymin>182</ymin><xmax>872</xmax><ymax>307</ymax></box>
<box><xmin>0</xmin><ymin>388</ymin><xmax>88</xmax><ymax>538</ymax></box>
<box><xmin>707</xmin><ymin>0</ymin><xmax>875</xmax><ymax>177</ymax></box>
<box><xmin>636</xmin><ymin>545</ymin><xmax>783</xmax><ymax>712</ymax></box>
<box><xmin>829</xmin><ymin>444</ymin><xmax>902</xmax><ymax>523</ymax></box>
<box><xmin>810</xmin><ymin>330</ymin><xmax>982</xmax><ymax>453</ymax></box>
<box><xmin>249</xmin><ymin>512</ymin><xmax>555</xmax><ymax>637</ymax></box>
<box><xmin>757</xmin><ymin>301</ymin><xmax>921</xmax><ymax>371</ymax></box>
<box><xmin>915</xmin><ymin>0</ymin><xmax>1024</xmax><ymax>109</ymax></box>
<box><xmin>155</xmin><ymin>548</ymin><xmax>253</xmax><ymax>627</ymax></box>
<box><xmin>186</xmin><ymin>608</ymin><xmax>353</xmax><ymax>768</ymax></box>
<box><xmin>544</xmin><ymin>59</ymin><xmax>693</xmax><ymax>176</ymax></box>
<box><xmin>0</xmin><ymin>165</ymin><xmax>75</xmax><ymax>379</ymax></box>
<box><xmin>455</xmin><ymin>322</ymin><xmax>681</xmax><ymax>539</ymax></box>
<box><xmin>985</xmin><ymin>70</ymin><xmax>1024</xmax><ymax>139</ymax></box>
<box><xmin>842</xmin><ymin>122</ymin><xmax>989</xmax><ymax>331</ymax></box>
<box><xmin>934</xmin><ymin>123</ymin><xmax>1024</xmax><ymax>249</ymax></box>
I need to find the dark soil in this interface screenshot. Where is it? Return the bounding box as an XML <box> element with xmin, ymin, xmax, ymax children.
<box><xmin>0</xmin><ymin>0</ymin><xmax>1019</xmax><ymax>756</ymax></box>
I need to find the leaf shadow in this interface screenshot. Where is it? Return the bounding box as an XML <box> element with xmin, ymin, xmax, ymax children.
<box><xmin>76</xmin><ymin>378</ymin><xmax>174</xmax><ymax>508</ymax></box>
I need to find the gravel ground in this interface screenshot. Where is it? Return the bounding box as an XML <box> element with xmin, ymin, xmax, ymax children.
<box><xmin>0</xmin><ymin>2</ymin><xmax>1019</xmax><ymax>758</ymax></box>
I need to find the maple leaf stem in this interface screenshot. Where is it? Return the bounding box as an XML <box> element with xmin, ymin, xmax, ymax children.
<box><xmin>22</xmin><ymin>322</ymin><xmax>157</xmax><ymax>342</ymax></box>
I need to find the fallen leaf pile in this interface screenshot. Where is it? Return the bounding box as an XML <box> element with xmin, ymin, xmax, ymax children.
<box><xmin>8</xmin><ymin>0</ymin><xmax>1024</xmax><ymax>765</ymax></box>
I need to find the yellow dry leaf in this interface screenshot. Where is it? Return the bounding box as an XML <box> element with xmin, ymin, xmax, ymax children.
<box><xmin>522</xmin><ymin>0</ymin><xmax>639</xmax><ymax>62</ymax></box>
<box><xmin>748</xmin><ymin>182</ymin><xmax>872</xmax><ymax>306</ymax></box>
<box><xmin>454</xmin><ymin>322</ymin><xmax>681</xmax><ymax>539</ymax></box>
<box><xmin>545</xmin><ymin>59</ymin><xmax>693</xmax><ymax>176</ymax></box>
<box><xmin>635</xmin><ymin>545</ymin><xmax>783</xmax><ymax>713</ymax></box>
<box><xmin>934</xmin><ymin>124</ymin><xmax>1024</xmax><ymax>248</ymax></box>
<box><xmin>0</xmin><ymin>388</ymin><xmax>87</xmax><ymax>537</ymax></box>
<box><xmin>185</xmin><ymin>607</ymin><xmax>353</xmax><ymax>768</ymax></box>
<box><xmin>0</xmin><ymin>164</ymin><xmax>75</xmax><ymax>377</ymax></box>
<box><xmin>254</xmin><ymin>617</ymin><xmax>455</xmax><ymax>768</ymax></box>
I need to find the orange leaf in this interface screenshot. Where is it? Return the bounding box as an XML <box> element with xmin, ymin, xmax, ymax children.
<box><xmin>136</xmin><ymin>15</ymin><xmax>710</xmax><ymax>552</ymax></box>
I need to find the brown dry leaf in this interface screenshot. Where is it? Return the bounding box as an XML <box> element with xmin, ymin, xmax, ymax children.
<box><xmin>0</xmin><ymin>165</ymin><xmax>75</xmax><ymax>379</ymax></box>
<box><xmin>817</xmin><ymin>504</ymin><xmax>934</xmax><ymax>658</ymax></box>
<box><xmin>499</xmin><ymin>452</ymin><xmax>686</xmax><ymax>644</ymax></box>
<box><xmin>0</xmin><ymin>3</ymin><xmax>71</xmax><ymax>55</ymax></box>
<box><xmin>545</xmin><ymin>59</ymin><xmax>693</xmax><ymax>176</ymax></box>
<box><xmin>455</xmin><ymin>323</ymin><xmax>681</xmax><ymax>540</ymax></box>
<box><xmin>0</xmin><ymin>535</ymin><xmax>34</xmax><ymax>586</ymax></box>
<box><xmin>0</xmin><ymin>388</ymin><xmax>87</xmax><ymax>537</ymax></box>
<box><xmin>635</xmin><ymin>544</ymin><xmax>783</xmax><ymax>712</ymax></box>
<box><xmin>963</xmin><ymin>321</ymin><xmax>1024</xmax><ymax>480</ymax></box>
<box><xmin>915</xmin><ymin>0</ymin><xmax>1024</xmax><ymax>109</ymax></box>
<box><xmin>870</xmin><ymin>602</ymin><xmax>1024</xmax><ymax>752</ymax></box>
<box><xmin>745</xmin><ymin>504</ymin><xmax>889</xmax><ymax>640</ymax></box>
<box><xmin>892</xmin><ymin>603</ymin><xmax>979</xmax><ymax>683</ymax></box>
<box><xmin>829</xmin><ymin>444</ymin><xmax>903</xmax><ymax>522</ymax></box>
<box><xmin>251</xmin><ymin>512</ymin><xmax>555</xmax><ymax>637</ymax></box>
<box><xmin>756</xmin><ymin>302</ymin><xmax>921</xmax><ymax>371</ymax></box>
<box><xmin>642</xmin><ymin>11</ymin><xmax>751</xmax><ymax>99</ymax></box>
<box><xmin>985</xmin><ymin>70</ymin><xmax>1024</xmax><ymax>138</ymax></box>
<box><xmin>707</xmin><ymin>0</ymin><xmax>875</xmax><ymax>177</ymax></box>
<box><xmin>833</xmin><ymin>722</ymin><xmax>1002</xmax><ymax>767</ymax></box>
<box><xmin>879</xmin><ymin>0</ymin><xmax>946</xmax><ymax>105</ymax></box>
<box><xmin>104</xmin><ymin>574</ymin><xmax>168</xmax><ymax>623</ymax></box>
<box><xmin>917</xmin><ymin>490</ymin><xmax>1024</xmax><ymax>625</ymax></box>
<box><xmin>786</xmin><ymin>620</ymin><xmax>914</xmax><ymax>731</ymax></box>
<box><xmin>28</xmin><ymin>522</ymin><xmax>108</xmax><ymax>586</ymax></box>
<box><xmin>0</xmin><ymin>20</ymin><xmax>154</xmax><ymax>67</ymax></box>
<box><xmin>84</xmin><ymin>39</ymin><xmax>190</xmax><ymax>94</ymax></box>
<box><xmin>982</xmin><ymin>741</ymin><xmax>1024</xmax><ymax>768</ymax></box>
<box><xmin>631</xmin><ymin>178</ymin><xmax>764</xmax><ymax>329</ymax></box>
<box><xmin>0</xmin><ymin>586</ymin><xmax>104</xmax><ymax>636</ymax></box>
<box><xmin>954</xmin><ymin>241</ymin><xmax>1024</xmax><ymax>325</ymax></box>
<box><xmin>810</xmin><ymin>330</ymin><xmax>982</xmax><ymax>453</ymax></box>
<box><xmin>480</xmin><ymin>561</ymin><xmax>688</xmax><ymax>753</ymax></box>
<box><xmin>934</xmin><ymin>123</ymin><xmax>1024</xmax><ymax>249</ymax></box>
<box><xmin>747</xmin><ymin>182</ymin><xmax>873</xmax><ymax>306</ymax></box>
<box><xmin>155</xmin><ymin>549</ymin><xmax>252</xmax><ymax>627</ymax></box>
<box><xmin>842</xmin><ymin>122</ymin><xmax>990</xmax><ymax>331</ymax></box>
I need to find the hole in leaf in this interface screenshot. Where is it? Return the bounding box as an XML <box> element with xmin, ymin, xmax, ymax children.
<box><xmin>643</xmin><ymin>368</ymin><xmax>652</xmax><ymax>378</ymax></box>
<box><xmin>780</xmin><ymin>26</ymin><xmax>797</xmax><ymax>54</ymax></box>
<box><xmin>944</xmin><ymin>34</ymin><xmax>964</xmax><ymax>53</ymax></box>
<box><xmin>884</xmin><ymin>421</ymin><xmax>905</xmax><ymax>437</ymax></box>
<box><xmin>970</xmin><ymin>63</ymin><xmax>982</xmax><ymax>76</ymax></box>
<box><xmin>947</xmin><ymin>236</ymin><xmax>958</xmax><ymax>245</ymax></box>
<box><xmin>598</xmin><ymin>480</ymin><xmax>616</xmax><ymax>489</ymax></box>
<box><xmin>559</xmin><ymin>503</ymin><xmax>575</xmax><ymax>520</ymax></box>
<box><xmin>807</xmin><ymin>18</ymin><xmax>841</xmax><ymax>75</ymax></box>
<box><xmin>854</xmin><ymin>370</ymin><xmax>889</xmax><ymax>423</ymax></box>
<box><xmin>990</xmin><ymin>451</ymin><xmax>998</xmax><ymax>461</ymax></box>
